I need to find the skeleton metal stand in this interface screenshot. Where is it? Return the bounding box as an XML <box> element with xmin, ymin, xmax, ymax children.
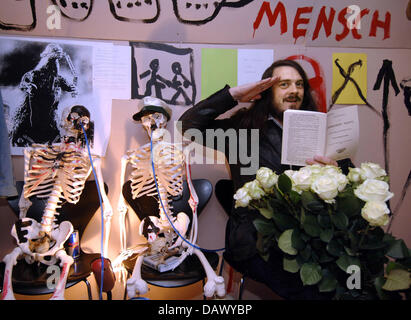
<box><xmin>114</xmin><ymin>97</ymin><xmax>225</xmax><ymax>299</ymax></box>
<box><xmin>1</xmin><ymin>105</ymin><xmax>112</xmax><ymax>300</ymax></box>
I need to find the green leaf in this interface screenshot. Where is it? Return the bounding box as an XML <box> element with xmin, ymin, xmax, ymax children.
<box><xmin>278</xmin><ymin>229</ymin><xmax>298</xmax><ymax>255</ymax></box>
<box><xmin>291</xmin><ymin>228</ymin><xmax>306</xmax><ymax>250</ymax></box>
<box><xmin>278</xmin><ymin>174</ymin><xmax>292</xmax><ymax>193</ymax></box>
<box><xmin>386</xmin><ymin>239</ymin><xmax>410</xmax><ymax>259</ymax></box>
<box><xmin>317</xmin><ymin>215</ymin><xmax>332</xmax><ymax>228</ymax></box>
<box><xmin>283</xmin><ymin>257</ymin><xmax>300</xmax><ymax>273</ymax></box>
<box><xmin>289</xmin><ymin>190</ymin><xmax>301</xmax><ymax>205</ymax></box>
<box><xmin>300</xmin><ymin>244</ymin><xmax>312</xmax><ymax>262</ymax></box>
<box><xmin>326</xmin><ymin>238</ymin><xmax>345</xmax><ymax>257</ymax></box>
<box><xmin>382</xmin><ymin>269</ymin><xmax>411</xmax><ymax>291</ymax></box>
<box><xmin>271</xmin><ymin>211</ymin><xmax>299</xmax><ymax>231</ymax></box>
<box><xmin>301</xmin><ymin>191</ymin><xmax>324</xmax><ymax>212</ymax></box>
<box><xmin>330</xmin><ymin>211</ymin><xmax>348</xmax><ymax>230</ymax></box>
<box><xmin>253</xmin><ymin>218</ymin><xmax>275</xmax><ymax>236</ymax></box>
<box><xmin>258</xmin><ymin>207</ymin><xmax>274</xmax><ymax>219</ymax></box>
<box><xmin>385</xmin><ymin>261</ymin><xmax>408</xmax><ymax>274</ymax></box>
<box><xmin>374</xmin><ymin>276</ymin><xmax>389</xmax><ymax>300</ymax></box>
<box><xmin>302</xmin><ymin>214</ymin><xmax>321</xmax><ymax>237</ymax></box>
<box><xmin>337</xmin><ymin>190</ymin><xmax>363</xmax><ymax>218</ymax></box>
<box><xmin>318</xmin><ymin>270</ymin><xmax>338</xmax><ymax>292</ymax></box>
<box><xmin>336</xmin><ymin>255</ymin><xmax>360</xmax><ymax>273</ymax></box>
<box><xmin>318</xmin><ymin>251</ymin><xmax>334</xmax><ymax>263</ymax></box>
<box><xmin>300</xmin><ymin>263</ymin><xmax>322</xmax><ymax>286</ymax></box>
<box><xmin>320</xmin><ymin>229</ymin><xmax>333</xmax><ymax>243</ymax></box>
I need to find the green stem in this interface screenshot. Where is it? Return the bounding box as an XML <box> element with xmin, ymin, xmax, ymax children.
<box><xmin>358</xmin><ymin>225</ymin><xmax>370</xmax><ymax>249</ymax></box>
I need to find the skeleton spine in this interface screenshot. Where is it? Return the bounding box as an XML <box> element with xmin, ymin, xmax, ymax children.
<box><xmin>41</xmin><ymin>184</ymin><xmax>63</xmax><ymax>233</ymax></box>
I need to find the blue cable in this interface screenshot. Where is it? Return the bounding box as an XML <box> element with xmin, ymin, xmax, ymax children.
<box><xmin>80</xmin><ymin>123</ymin><xmax>105</xmax><ymax>300</ymax></box>
<box><xmin>150</xmin><ymin>131</ymin><xmax>224</xmax><ymax>253</ymax></box>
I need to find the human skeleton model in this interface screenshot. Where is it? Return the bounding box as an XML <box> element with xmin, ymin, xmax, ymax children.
<box><xmin>1</xmin><ymin>105</ymin><xmax>112</xmax><ymax>300</ymax></box>
<box><xmin>116</xmin><ymin>98</ymin><xmax>225</xmax><ymax>298</ymax></box>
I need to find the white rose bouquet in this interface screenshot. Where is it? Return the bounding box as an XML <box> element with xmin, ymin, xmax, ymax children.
<box><xmin>235</xmin><ymin>163</ymin><xmax>411</xmax><ymax>300</ymax></box>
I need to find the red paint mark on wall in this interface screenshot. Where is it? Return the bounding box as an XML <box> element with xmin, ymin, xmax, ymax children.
<box><xmin>253</xmin><ymin>1</ymin><xmax>287</xmax><ymax>38</ymax></box>
<box><xmin>287</xmin><ymin>55</ymin><xmax>327</xmax><ymax>113</ymax></box>
<box><xmin>253</xmin><ymin>1</ymin><xmax>391</xmax><ymax>43</ymax></box>
<box><xmin>293</xmin><ymin>6</ymin><xmax>313</xmax><ymax>43</ymax></box>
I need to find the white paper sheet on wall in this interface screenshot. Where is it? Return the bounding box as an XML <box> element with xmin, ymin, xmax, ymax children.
<box><xmin>237</xmin><ymin>49</ymin><xmax>274</xmax><ymax>85</ymax></box>
<box><xmin>93</xmin><ymin>44</ymin><xmax>131</xmax><ymax>100</ymax></box>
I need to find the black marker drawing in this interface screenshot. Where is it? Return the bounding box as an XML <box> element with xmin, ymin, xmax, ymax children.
<box><xmin>330</xmin><ymin>58</ymin><xmax>378</xmax><ymax>115</ymax></box>
<box><xmin>400</xmin><ymin>77</ymin><xmax>411</xmax><ymax>116</ymax></box>
<box><xmin>373</xmin><ymin>59</ymin><xmax>400</xmax><ymax>175</ymax></box>
<box><xmin>372</xmin><ymin>59</ymin><xmax>403</xmax><ymax>226</ymax></box>
<box><xmin>108</xmin><ymin>0</ymin><xmax>160</xmax><ymax>23</ymax></box>
<box><xmin>170</xmin><ymin>62</ymin><xmax>192</xmax><ymax>105</ymax></box>
<box><xmin>0</xmin><ymin>0</ymin><xmax>36</xmax><ymax>31</ymax></box>
<box><xmin>51</xmin><ymin>0</ymin><xmax>93</xmax><ymax>21</ymax></box>
<box><xmin>388</xmin><ymin>169</ymin><xmax>411</xmax><ymax>231</ymax></box>
<box><xmin>131</xmin><ymin>42</ymin><xmax>196</xmax><ymax>107</ymax></box>
<box><xmin>0</xmin><ymin>39</ymin><xmax>94</xmax><ymax>150</ymax></box>
<box><xmin>139</xmin><ymin>59</ymin><xmax>169</xmax><ymax>99</ymax></box>
<box><xmin>172</xmin><ymin>0</ymin><xmax>253</xmax><ymax>25</ymax></box>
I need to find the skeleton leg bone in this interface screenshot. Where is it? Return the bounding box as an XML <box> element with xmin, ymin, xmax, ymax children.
<box><xmin>126</xmin><ymin>255</ymin><xmax>148</xmax><ymax>298</ymax></box>
<box><xmin>192</xmin><ymin>247</ymin><xmax>226</xmax><ymax>298</ymax></box>
<box><xmin>49</xmin><ymin>250</ymin><xmax>74</xmax><ymax>300</ymax></box>
<box><xmin>1</xmin><ymin>247</ymin><xmax>23</xmax><ymax>300</ymax></box>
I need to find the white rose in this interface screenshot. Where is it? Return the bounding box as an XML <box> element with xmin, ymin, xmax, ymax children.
<box><xmin>361</xmin><ymin>201</ymin><xmax>390</xmax><ymax>226</ymax></box>
<box><xmin>284</xmin><ymin>170</ymin><xmax>296</xmax><ymax>182</ymax></box>
<box><xmin>307</xmin><ymin>164</ymin><xmax>323</xmax><ymax>175</ymax></box>
<box><xmin>256</xmin><ymin>167</ymin><xmax>278</xmax><ymax>191</ymax></box>
<box><xmin>244</xmin><ymin>180</ymin><xmax>266</xmax><ymax>200</ymax></box>
<box><xmin>233</xmin><ymin>187</ymin><xmax>252</xmax><ymax>208</ymax></box>
<box><xmin>347</xmin><ymin>167</ymin><xmax>362</xmax><ymax>183</ymax></box>
<box><xmin>311</xmin><ymin>175</ymin><xmax>339</xmax><ymax>203</ymax></box>
<box><xmin>320</xmin><ymin>166</ymin><xmax>348</xmax><ymax>192</ymax></box>
<box><xmin>321</xmin><ymin>165</ymin><xmax>342</xmax><ymax>176</ymax></box>
<box><xmin>360</xmin><ymin>162</ymin><xmax>387</xmax><ymax>180</ymax></box>
<box><xmin>354</xmin><ymin>179</ymin><xmax>393</xmax><ymax>202</ymax></box>
<box><xmin>293</xmin><ymin>167</ymin><xmax>314</xmax><ymax>192</ymax></box>
<box><xmin>335</xmin><ymin>172</ymin><xmax>348</xmax><ymax>192</ymax></box>
<box><xmin>283</xmin><ymin>169</ymin><xmax>302</xmax><ymax>194</ymax></box>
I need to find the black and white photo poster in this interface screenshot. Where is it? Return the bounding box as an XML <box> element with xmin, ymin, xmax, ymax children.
<box><xmin>0</xmin><ymin>36</ymin><xmax>122</xmax><ymax>156</ymax></box>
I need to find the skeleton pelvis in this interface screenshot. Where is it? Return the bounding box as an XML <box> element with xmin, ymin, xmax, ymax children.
<box><xmin>11</xmin><ymin>218</ymin><xmax>74</xmax><ymax>265</ymax></box>
<box><xmin>139</xmin><ymin>212</ymin><xmax>190</xmax><ymax>246</ymax></box>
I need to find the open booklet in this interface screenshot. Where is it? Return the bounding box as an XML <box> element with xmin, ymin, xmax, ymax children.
<box><xmin>281</xmin><ymin>105</ymin><xmax>359</xmax><ymax>166</ymax></box>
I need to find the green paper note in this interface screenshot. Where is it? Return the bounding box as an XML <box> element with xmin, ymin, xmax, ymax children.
<box><xmin>201</xmin><ymin>48</ymin><xmax>237</xmax><ymax>100</ymax></box>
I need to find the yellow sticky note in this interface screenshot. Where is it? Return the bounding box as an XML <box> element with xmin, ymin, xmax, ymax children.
<box><xmin>332</xmin><ymin>53</ymin><xmax>367</xmax><ymax>105</ymax></box>
<box><xmin>201</xmin><ymin>48</ymin><xmax>237</xmax><ymax>100</ymax></box>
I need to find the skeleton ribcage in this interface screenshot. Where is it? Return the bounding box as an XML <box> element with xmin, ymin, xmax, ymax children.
<box><xmin>128</xmin><ymin>143</ymin><xmax>185</xmax><ymax>200</ymax></box>
<box><xmin>23</xmin><ymin>145</ymin><xmax>90</xmax><ymax>204</ymax></box>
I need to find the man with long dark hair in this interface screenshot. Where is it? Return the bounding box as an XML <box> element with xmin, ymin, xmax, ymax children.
<box><xmin>179</xmin><ymin>59</ymin><xmax>344</xmax><ymax>299</ymax></box>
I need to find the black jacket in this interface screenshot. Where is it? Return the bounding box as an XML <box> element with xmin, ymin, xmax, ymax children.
<box><xmin>179</xmin><ymin>85</ymin><xmax>352</xmax><ymax>263</ymax></box>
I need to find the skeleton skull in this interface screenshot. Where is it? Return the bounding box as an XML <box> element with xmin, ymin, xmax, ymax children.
<box><xmin>141</xmin><ymin>112</ymin><xmax>167</xmax><ymax>141</ymax></box>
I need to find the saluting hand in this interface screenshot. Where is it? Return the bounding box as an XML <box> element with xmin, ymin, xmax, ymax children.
<box><xmin>229</xmin><ymin>77</ymin><xmax>279</xmax><ymax>103</ymax></box>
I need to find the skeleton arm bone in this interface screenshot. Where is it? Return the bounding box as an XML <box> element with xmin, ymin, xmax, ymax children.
<box><xmin>18</xmin><ymin>147</ymin><xmax>35</xmax><ymax>218</ymax></box>
<box><xmin>118</xmin><ymin>154</ymin><xmax>130</xmax><ymax>252</ymax></box>
<box><xmin>91</xmin><ymin>155</ymin><xmax>113</xmax><ymax>257</ymax></box>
